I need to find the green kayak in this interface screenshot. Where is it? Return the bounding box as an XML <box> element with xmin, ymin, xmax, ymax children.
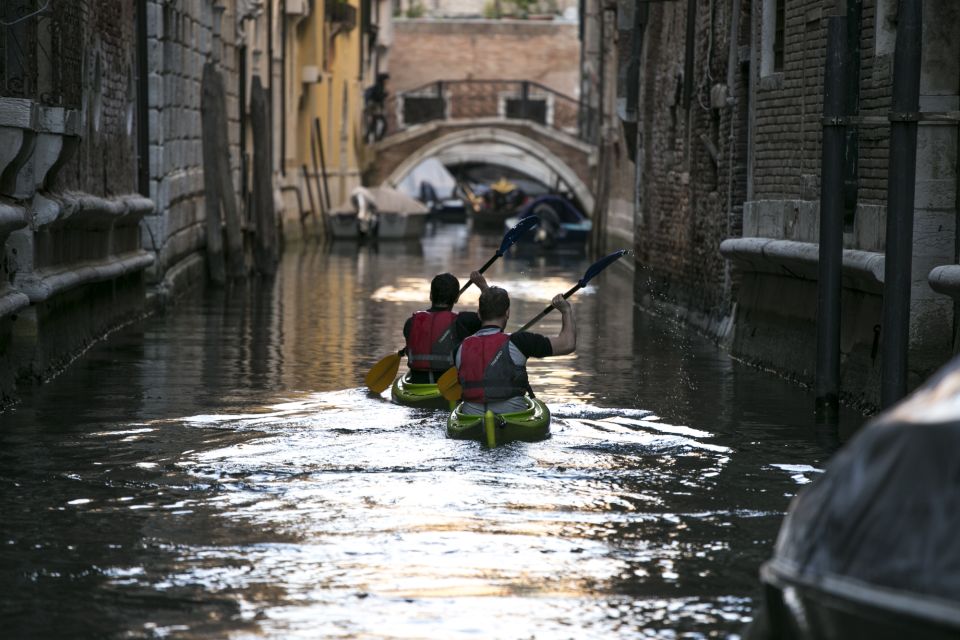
<box><xmin>447</xmin><ymin>396</ymin><xmax>551</xmax><ymax>447</ymax></box>
<box><xmin>391</xmin><ymin>373</ymin><xmax>455</xmax><ymax>410</ymax></box>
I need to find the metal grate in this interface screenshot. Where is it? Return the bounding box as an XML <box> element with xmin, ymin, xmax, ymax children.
<box><xmin>0</xmin><ymin>0</ymin><xmax>84</xmax><ymax>108</ymax></box>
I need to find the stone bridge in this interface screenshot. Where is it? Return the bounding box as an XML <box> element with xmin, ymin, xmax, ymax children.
<box><xmin>366</xmin><ymin>80</ymin><xmax>597</xmax><ymax>213</ymax></box>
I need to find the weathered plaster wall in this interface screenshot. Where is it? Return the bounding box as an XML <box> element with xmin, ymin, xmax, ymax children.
<box><xmin>389</xmin><ymin>19</ymin><xmax>580</xmax><ymax>97</ymax></box>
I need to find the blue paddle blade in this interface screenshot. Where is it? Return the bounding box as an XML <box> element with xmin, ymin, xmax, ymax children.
<box><xmin>579</xmin><ymin>249</ymin><xmax>629</xmax><ymax>287</ymax></box>
<box><xmin>498</xmin><ymin>215</ymin><xmax>539</xmax><ymax>255</ymax></box>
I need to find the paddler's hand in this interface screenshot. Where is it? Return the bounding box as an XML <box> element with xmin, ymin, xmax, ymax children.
<box><xmin>552</xmin><ymin>294</ymin><xmax>571</xmax><ymax>313</ymax></box>
<box><xmin>470</xmin><ymin>270</ymin><xmax>490</xmax><ymax>292</ymax></box>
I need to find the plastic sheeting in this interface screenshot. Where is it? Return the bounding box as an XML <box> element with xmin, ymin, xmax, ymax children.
<box><xmin>395</xmin><ymin>158</ymin><xmax>458</xmax><ymax>202</ymax></box>
<box><xmin>772</xmin><ymin>354</ymin><xmax>960</xmax><ymax>601</ymax></box>
<box><xmin>346</xmin><ymin>186</ymin><xmax>430</xmax><ymax>215</ymax></box>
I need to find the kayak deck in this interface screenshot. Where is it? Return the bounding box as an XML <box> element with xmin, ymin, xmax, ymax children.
<box><xmin>447</xmin><ymin>396</ymin><xmax>551</xmax><ymax>446</ymax></box>
<box><xmin>391</xmin><ymin>374</ymin><xmax>455</xmax><ymax>410</ymax></box>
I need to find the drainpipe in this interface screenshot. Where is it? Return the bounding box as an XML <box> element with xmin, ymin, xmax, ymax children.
<box><xmin>723</xmin><ymin>0</ymin><xmax>741</xmax><ymax>297</ymax></box>
<box><xmin>683</xmin><ymin>0</ymin><xmax>697</xmax><ymax>110</ymax></box>
<box><xmin>843</xmin><ymin>0</ymin><xmax>861</xmax><ymax>228</ymax></box>
<box><xmin>281</xmin><ymin>0</ymin><xmax>287</xmax><ymax>177</ymax></box>
<box><xmin>816</xmin><ymin>16</ymin><xmax>848</xmax><ymax>423</ymax></box>
<box><xmin>136</xmin><ymin>0</ymin><xmax>149</xmax><ymax>197</ymax></box>
<box><xmin>880</xmin><ymin>0</ymin><xmax>922</xmax><ymax>408</ymax></box>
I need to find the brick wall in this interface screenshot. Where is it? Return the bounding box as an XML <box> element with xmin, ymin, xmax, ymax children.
<box><xmin>631</xmin><ymin>0</ymin><xmax>749</xmax><ymax>321</ymax></box>
<box><xmin>55</xmin><ymin>1</ymin><xmax>138</xmax><ymax>196</ymax></box>
<box><xmin>389</xmin><ymin>19</ymin><xmax>580</xmax><ymax>97</ymax></box>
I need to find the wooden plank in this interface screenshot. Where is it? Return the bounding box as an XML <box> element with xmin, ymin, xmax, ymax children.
<box><xmin>251</xmin><ymin>76</ymin><xmax>279</xmax><ymax>274</ymax></box>
<box><xmin>200</xmin><ymin>62</ymin><xmax>226</xmax><ymax>285</ymax></box>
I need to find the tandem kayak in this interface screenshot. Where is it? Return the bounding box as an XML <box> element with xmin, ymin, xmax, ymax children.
<box><xmin>447</xmin><ymin>396</ymin><xmax>551</xmax><ymax>447</ymax></box>
<box><xmin>391</xmin><ymin>374</ymin><xmax>454</xmax><ymax>410</ymax></box>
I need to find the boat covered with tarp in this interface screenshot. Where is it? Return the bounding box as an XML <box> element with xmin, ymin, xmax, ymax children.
<box><xmin>329</xmin><ymin>186</ymin><xmax>430</xmax><ymax>239</ymax></box>
<box><xmin>746</xmin><ymin>355</ymin><xmax>960</xmax><ymax>639</ymax></box>
<box><xmin>395</xmin><ymin>157</ymin><xmax>466</xmax><ymax>221</ymax></box>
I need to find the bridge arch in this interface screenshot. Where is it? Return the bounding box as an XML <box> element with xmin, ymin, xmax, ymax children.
<box><xmin>375</xmin><ymin>124</ymin><xmax>595</xmax><ymax>214</ymax></box>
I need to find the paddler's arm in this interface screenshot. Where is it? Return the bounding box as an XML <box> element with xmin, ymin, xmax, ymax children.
<box><xmin>469</xmin><ymin>270</ymin><xmax>490</xmax><ymax>293</ymax></box>
<box><xmin>548</xmin><ymin>294</ymin><xmax>576</xmax><ymax>356</ymax></box>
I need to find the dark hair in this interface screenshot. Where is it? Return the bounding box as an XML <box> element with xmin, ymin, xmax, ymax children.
<box><xmin>479</xmin><ymin>287</ymin><xmax>510</xmax><ymax>321</ymax></box>
<box><xmin>430</xmin><ymin>273</ymin><xmax>460</xmax><ymax>307</ymax></box>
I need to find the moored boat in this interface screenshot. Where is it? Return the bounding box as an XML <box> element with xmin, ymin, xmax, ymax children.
<box><xmin>329</xmin><ymin>186</ymin><xmax>429</xmax><ymax>240</ymax></box>
<box><xmin>391</xmin><ymin>374</ymin><xmax>454</xmax><ymax>410</ymax></box>
<box><xmin>745</xmin><ymin>354</ymin><xmax>960</xmax><ymax>640</ymax></box>
<box><xmin>447</xmin><ymin>396</ymin><xmax>551</xmax><ymax>446</ymax></box>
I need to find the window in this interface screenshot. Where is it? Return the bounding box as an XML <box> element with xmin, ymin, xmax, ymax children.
<box><xmin>774</xmin><ymin>0</ymin><xmax>785</xmax><ymax>72</ymax></box>
<box><xmin>761</xmin><ymin>0</ymin><xmax>785</xmax><ymax>77</ymax></box>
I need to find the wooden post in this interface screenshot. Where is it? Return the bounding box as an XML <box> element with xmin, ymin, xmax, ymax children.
<box><xmin>313</xmin><ymin>116</ymin><xmax>332</xmax><ymax>211</ymax></box>
<box><xmin>251</xmin><ymin>77</ymin><xmax>279</xmax><ymax>274</ymax></box>
<box><xmin>302</xmin><ymin>163</ymin><xmax>318</xmax><ymax>236</ymax></box>
<box><xmin>202</xmin><ymin>62</ymin><xmax>245</xmax><ymax>280</ymax></box>
<box><xmin>201</xmin><ymin>63</ymin><xmax>226</xmax><ymax>285</ymax></box>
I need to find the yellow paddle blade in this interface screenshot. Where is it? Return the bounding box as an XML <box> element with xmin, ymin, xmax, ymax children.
<box><xmin>437</xmin><ymin>366</ymin><xmax>462</xmax><ymax>403</ymax></box>
<box><xmin>365</xmin><ymin>352</ymin><xmax>402</xmax><ymax>393</ymax></box>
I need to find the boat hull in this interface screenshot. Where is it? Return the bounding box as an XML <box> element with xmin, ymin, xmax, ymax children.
<box><xmin>377</xmin><ymin>210</ymin><xmax>429</xmax><ymax>239</ymax></box>
<box><xmin>447</xmin><ymin>396</ymin><xmax>551</xmax><ymax>446</ymax></box>
<box><xmin>391</xmin><ymin>374</ymin><xmax>454</xmax><ymax>410</ymax></box>
<box><xmin>746</xmin><ymin>560</ymin><xmax>960</xmax><ymax>640</ymax></box>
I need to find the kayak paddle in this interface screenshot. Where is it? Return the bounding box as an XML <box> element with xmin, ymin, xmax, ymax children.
<box><xmin>364</xmin><ymin>216</ymin><xmax>540</xmax><ymax>394</ymax></box>
<box><xmin>437</xmin><ymin>249</ymin><xmax>629</xmax><ymax>403</ymax></box>
<box><xmin>457</xmin><ymin>215</ymin><xmax>539</xmax><ymax>295</ymax></box>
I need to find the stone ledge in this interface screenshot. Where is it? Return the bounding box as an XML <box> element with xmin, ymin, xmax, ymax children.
<box><xmin>0</xmin><ymin>286</ymin><xmax>30</xmax><ymax>318</ymax></box>
<box><xmin>0</xmin><ymin>202</ymin><xmax>27</xmax><ymax>235</ymax></box>
<box><xmin>929</xmin><ymin>265</ymin><xmax>960</xmax><ymax>299</ymax></box>
<box><xmin>720</xmin><ymin>237</ymin><xmax>885</xmax><ymax>294</ymax></box>
<box><xmin>18</xmin><ymin>251</ymin><xmax>155</xmax><ymax>303</ymax></box>
<box><xmin>35</xmin><ymin>192</ymin><xmax>156</xmax><ymax>228</ymax></box>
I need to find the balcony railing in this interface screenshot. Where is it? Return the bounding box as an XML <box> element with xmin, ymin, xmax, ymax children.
<box><xmin>381</xmin><ymin>79</ymin><xmax>596</xmax><ymax>143</ymax></box>
<box><xmin>0</xmin><ymin>0</ymin><xmax>84</xmax><ymax>109</ymax></box>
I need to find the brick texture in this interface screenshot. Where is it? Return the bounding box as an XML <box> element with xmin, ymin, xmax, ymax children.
<box><xmin>389</xmin><ymin>19</ymin><xmax>580</xmax><ymax>98</ymax></box>
<box><xmin>55</xmin><ymin>1</ymin><xmax>138</xmax><ymax>196</ymax></box>
<box><xmin>631</xmin><ymin>0</ymin><xmax>750</xmax><ymax>319</ymax></box>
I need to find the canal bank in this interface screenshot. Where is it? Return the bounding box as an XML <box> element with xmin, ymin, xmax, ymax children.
<box><xmin>0</xmin><ymin>232</ymin><xmax>863</xmax><ymax>638</ymax></box>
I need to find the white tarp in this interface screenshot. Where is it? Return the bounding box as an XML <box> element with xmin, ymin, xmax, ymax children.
<box><xmin>395</xmin><ymin>158</ymin><xmax>458</xmax><ymax>201</ymax></box>
<box><xmin>349</xmin><ymin>186</ymin><xmax>429</xmax><ymax>215</ymax></box>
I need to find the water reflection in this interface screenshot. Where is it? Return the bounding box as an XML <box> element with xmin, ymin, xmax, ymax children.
<box><xmin>0</xmin><ymin>225</ymin><xmax>862</xmax><ymax>639</ymax></box>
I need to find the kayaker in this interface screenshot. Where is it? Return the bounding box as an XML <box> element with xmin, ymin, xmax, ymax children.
<box><xmin>455</xmin><ymin>286</ymin><xmax>576</xmax><ymax>415</ymax></box>
<box><xmin>403</xmin><ymin>271</ymin><xmax>490</xmax><ymax>384</ymax></box>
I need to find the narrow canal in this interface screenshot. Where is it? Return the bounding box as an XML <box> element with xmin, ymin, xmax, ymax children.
<box><xmin>0</xmin><ymin>224</ymin><xmax>862</xmax><ymax>639</ymax></box>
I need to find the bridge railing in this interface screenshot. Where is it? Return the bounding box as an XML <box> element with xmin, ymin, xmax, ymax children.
<box><xmin>381</xmin><ymin>80</ymin><xmax>596</xmax><ymax>143</ymax></box>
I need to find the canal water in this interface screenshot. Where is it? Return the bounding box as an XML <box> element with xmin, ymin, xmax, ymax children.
<box><xmin>0</xmin><ymin>224</ymin><xmax>862</xmax><ymax>639</ymax></box>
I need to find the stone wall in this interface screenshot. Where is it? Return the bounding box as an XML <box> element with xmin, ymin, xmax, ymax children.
<box><xmin>630</xmin><ymin>0</ymin><xmax>749</xmax><ymax>330</ymax></box>
<box><xmin>389</xmin><ymin>19</ymin><xmax>580</xmax><ymax>97</ymax></box>
<box><xmin>729</xmin><ymin>0</ymin><xmax>959</xmax><ymax>408</ymax></box>
<box><xmin>586</xmin><ymin>0</ymin><xmax>960</xmax><ymax>411</ymax></box>
<box><xmin>0</xmin><ymin>0</ymin><xmax>156</xmax><ymax>405</ymax></box>
<box><xmin>140</xmin><ymin>0</ymin><xmax>244</xmax><ymax>300</ymax></box>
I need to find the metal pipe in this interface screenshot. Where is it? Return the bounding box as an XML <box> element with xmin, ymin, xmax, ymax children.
<box><xmin>815</xmin><ymin>17</ymin><xmax>849</xmax><ymax>423</ymax></box>
<box><xmin>267</xmin><ymin>0</ymin><xmax>274</xmax><ymax>179</ymax></box>
<box><xmin>843</xmin><ymin>0</ymin><xmax>862</xmax><ymax>226</ymax></box>
<box><xmin>683</xmin><ymin>0</ymin><xmax>697</xmax><ymax>110</ymax></box>
<box><xmin>239</xmin><ymin>43</ymin><xmax>248</xmax><ymax>201</ymax></box>
<box><xmin>313</xmin><ymin>116</ymin><xmax>332</xmax><ymax>210</ymax></box>
<box><xmin>281</xmin><ymin>0</ymin><xmax>287</xmax><ymax>177</ymax></box>
<box><xmin>880</xmin><ymin>0</ymin><xmax>923</xmax><ymax>408</ymax></box>
<box><xmin>135</xmin><ymin>0</ymin><xmax>149</xmax><ymax>197</ymax></box>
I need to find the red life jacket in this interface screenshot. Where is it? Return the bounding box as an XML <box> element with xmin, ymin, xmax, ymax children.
<box><xmin>458</xmin><ymin>331</ymin><xmax>529</xmax><ymax>402</ymax></box>
<box><xmin>406</xmin><ymin>310</ymin><xmax>458</xmax><ymax>372</ymax></box>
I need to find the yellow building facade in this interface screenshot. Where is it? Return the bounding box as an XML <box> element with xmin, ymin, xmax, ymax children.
<box><xmin>280</xmin><ymin>0</ymin><xmax>392</xmax><ymax>238</ymax></box>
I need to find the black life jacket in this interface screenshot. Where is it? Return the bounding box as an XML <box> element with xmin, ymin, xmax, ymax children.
<box><xmin>458</xmin><ymin>331</ymin><xmax>529</xmax><ymax>402</ymax></box>
<box><xmin>406</xmin><ymin>310</ymin><xmax>458</xmax><ymax>372</ymax></box>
